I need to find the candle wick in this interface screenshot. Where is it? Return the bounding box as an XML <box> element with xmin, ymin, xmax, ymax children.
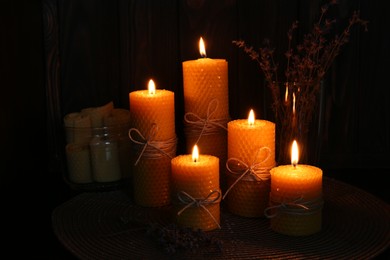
<box><xmin>293</xmin><ymin>163</ymin><xmax>297</xmax><ymax>168</ymax></box>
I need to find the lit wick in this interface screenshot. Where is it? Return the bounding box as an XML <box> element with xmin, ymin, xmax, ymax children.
<box><xmin>192</xmin><ymin>144</ymin><xmax>199</xmax><ymax>163</ymax></box>
<box><xmin>248</xmin><ymin>109</ymin><xmax>255</xmax><ymax>126</ymax></box>
<box><xmin>291</xmin><ymin>140</ymin><xmax>299</xmax><ymax>168</ymax></box>
<box><xmin>148</xmin><ymin>79</ymin><xmax>156</xmax><ymax>95</ymax></box>
<box><xmin>199</xmin><ymin>37</ymin><xmax>207</xmax><ymax>58</ymax></box>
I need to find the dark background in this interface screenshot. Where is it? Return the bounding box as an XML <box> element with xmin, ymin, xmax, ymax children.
<box><xmin>1</xmin><ymin>0</ymin><xmax>389</xmax><ymax>258</ymax></box>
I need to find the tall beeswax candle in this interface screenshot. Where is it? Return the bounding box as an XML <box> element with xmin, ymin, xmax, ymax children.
<box><xmin>171</xmin><ymin>145</ymin><xmax>221</xmax><ymax>231</ymax></box>
<box><xmin>267</xmin><ymin>140</ymin><xmax>323</xmax><ymax>236</ymax></box>
<box><xmin>129</xmin><ymin>79</ymin><xmax>176</xmax><ymax>207</ymax></box>
<box><xmin>182</xmin><ymin>37</ymin><xmax>229</xmax><ymax>190</ymax></box>
<box><xmin>225</xmin><ymin>109</ymin><xmax>275</xmax><ymax>217</ymax></box>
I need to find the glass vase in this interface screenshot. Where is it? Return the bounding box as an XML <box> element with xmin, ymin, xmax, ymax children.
<box><xmin>275</xmin><ymin>81</ymin><xmax>324</xmax><ymax>166</ymax></box>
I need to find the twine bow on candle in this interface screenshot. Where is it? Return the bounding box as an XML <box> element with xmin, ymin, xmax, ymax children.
<box><xmin>223</xmin><ymin>146</ymin><xmax>272</xmax><ymax>200</ymax></box>
<box><xmin>264</xmin><ymin>195</ymin><xmax>324</xmax><ymax>218</ymax></box>
<box><xmin>128</xmin><ymin>124</ymin><xmax>177</xmax><ymax>166</ymax></box>
<box><xmin>184</xmin><ymin>98</ymin><xmax>228</xmax><ymax>144</ymax></box>
<box><xmin>177</xmin><ymin>190</ymin><xmax>222</xmax><ymax>229</ymax></box>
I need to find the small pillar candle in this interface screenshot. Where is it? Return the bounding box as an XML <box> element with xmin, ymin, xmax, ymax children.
<box><xmin>65</xmin><ymin>143</ymin><xmax>92</xmax><ymax>183</ymax></box>
<box><xmin>225</xmin><ymin>109</ymin><xmax>275</xmax><ymax>217</ymax></box>
<box><xmin>171</xmin><ymin>145</ymin><xmax>221</xmax><ymax>231</ymax></box>
<box><xmin>129</xmin><ymin>79</ymin><xmax>176</xmax><ymax>207</ymax></box>
<box><xmin>267</xmin><ymin>140</ymin><xmax>323</xmax><ymax>236</ymax></box>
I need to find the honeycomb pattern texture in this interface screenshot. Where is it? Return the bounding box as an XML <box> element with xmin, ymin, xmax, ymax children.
<box><xmin>171</xmin><ymin>155</ymin><xmax>220</xmax><ymax>231</ymax></box>
<box><xmin>129</xmin><ymin>89</ymin><xmax>176</xmax><ymax>207</ymax></box>
<box><xmin>225</xmin><ymin>119</ymin><xmax>275</xmax><ymax>217</ymax></box>
<box><xmin>270</xmin><ymin>209</ymin><xmax>322</xmax><ymax>236</ymax></box>
<box><xmin>132</xmin><ymin>156</ymin><xmax>172</xmax><ymax>207</ymax></box>
<box><xmin>129</xmin><ymin>90</ymin><xmax>175</xmax><ymax>141</ymax></box>
<box><xmin>182</xmin><ymin>58</ymin><xmax>229</xmax><ymax>119</ymax></box>
<box><xmin>269</xmin><ymin>165</ymin><xmax>323</xmax><ymax>236</ymax></box>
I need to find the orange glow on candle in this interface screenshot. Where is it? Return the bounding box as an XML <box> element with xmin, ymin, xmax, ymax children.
<box><xmin>192</xmin><ymin>144</ymin><xmax>199</xmax><ymax>162</ymax></box>
<box><xmin>291</xmin><ymin>140</ymin><xmax>299</xmax><ymax>167</ymax></box>
<box><xmin>148</xmin><ymin>79</ymin><xmax>156</xmax><ymax>95</ymax></box>
<box><xmin>248</xmin><ymin>109</ymin><xmax>255</xmax><ymax>125</ymax></box>
<box><xmin>199</xmin><ymin>37</ymin><xmax>206</xmax><ymax>58</ymax></box>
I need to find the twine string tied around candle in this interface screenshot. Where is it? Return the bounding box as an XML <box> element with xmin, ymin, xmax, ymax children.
<box><xmin>184</xmin><ymin>98</ymin><xmax>228</xmax><ymax>144</ymax></box>
<box><xmin>177</xmin><ymin>190</ymin><xmax>222</xmax><ymax>229</ymax></box>
<box><xmin>264</xmin><ymin>195</ymin><xmax>324</xmax><ymax>218</ymax></box>
<box><xmin>223</xmin><ymin>146</ymin><xmax>272</xmax><ymax>200</ymax></box>
<box><xmin>128</xmin><ymin>124</ymin><xmax>177</xmax><ymax>166</ymax></box>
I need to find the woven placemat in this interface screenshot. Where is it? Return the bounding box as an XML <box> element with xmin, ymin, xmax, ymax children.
<box><xmin>52</xmin><ymin>177</ymin><xmax>390</xmax><ymax>259</ymax></box>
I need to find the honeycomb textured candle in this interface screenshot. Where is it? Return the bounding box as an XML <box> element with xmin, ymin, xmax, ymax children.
<box><xmin>269</xmin><ymin>164</ymin><xmax>323</xmax><ymax>236</ymax></box>
<box><xmin>182</xmin><ymin>58</ymin><xmax>229</xmax><ymax>189</ymax></box>
<box><xmin>225</xmin><ymin>119</ymin><xmax>275</xmax><ymax>217</ymax></box>
<box><xmin>129</xmin><ymin>89</ymin><xmax>176</xmax><ymax>207</ymax></box>
<box><xmin>171</xmin><ymin>154</ymin><xmax>220</xmax><ymax>231</ymax></box>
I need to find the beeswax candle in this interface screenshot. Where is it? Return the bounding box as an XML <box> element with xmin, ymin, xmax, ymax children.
<box><xmin>268</xmin><ymin>140</ymin><xmax>323</xmax><ymax>236</ymax></box>
<box><xmin>225</xmin><ymin>109</ymin><xmax>275</xmax><ymax>217</ymax></box>
<box><xmin>171</xmin><ymin>145</ymin><xmax>220</xmax><ymax>231</ymax></box>
<box><xmin>129</xmin><ymin>79</ymin><xmax>176</xmax><ymax>207</ymax></box>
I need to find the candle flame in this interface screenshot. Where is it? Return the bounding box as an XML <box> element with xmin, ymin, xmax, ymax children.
<box><xmin>192</xmin><ymin>144</ymin><xmax>199</xmax><ymax>162</ymax></box>
<box><xmin>291</xmin><ymin>140</ymin><xmax>299</xmax><ymax>167</ymax></box>
<box><xmin>199</xmin><ymin>37</ymin><xmax>206</xmax><ymax>58</ymax></box>
<box><xmin>148</xmin><ymin>79</ymin><xmax>156</xmax><ymax>95</ymax></box>
<box><xmin>248</xmin><ymin>109</ymin><xmax>255</xmax><ymax>125</ymax></box>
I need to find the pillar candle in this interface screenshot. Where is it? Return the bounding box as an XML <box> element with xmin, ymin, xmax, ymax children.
<box><xmin>182</xmin><ymin>37</ymin><xmax>229</xmax><ymax>191</ymax></box>
<box><xmin>225</xmin><ymin>109</ymin><xmax>275</xmax><ymax>217</ymax></box>
<box><xmin>129</xmin><ymin>79</ymin><xmax>176</xmax><ymax>207</ymax></box>
<box><xmin>268</xmin><ymin>140</ymin><xmax>323</xmax><ymax>236</ymax></box>
<box><xmin>65</xmin><ymin>143</ymin><xmax>92</xmax><ymax>183</ymax></box>
<box><xmin>171</xmin><ymin>145</ymin><xmax>220</xmax><ymax>231</ymax></box>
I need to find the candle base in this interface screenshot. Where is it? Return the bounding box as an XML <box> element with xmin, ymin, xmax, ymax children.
<box><xmin>132</xmin><ymin>156</ymin><xmax>172</xmax><ymax>207</ymax></box>
<box><xmin>175</xmin><ymin>203</ymin><xmax>220</xmax><ymax>231</ymax></box>
<box><xmin>270</xmin><ymin>209</ymin><xmax>322</xmax><ymax>236</ymax></box>
<box><xmin>225</xmin><ymin>174</ymin><xmax>270</xmax><ymax>218</ymax></box>
<box><xmin>266</xmin><ymin>194</ymin><xmax>324</xmax><ymax>236</ymax></box>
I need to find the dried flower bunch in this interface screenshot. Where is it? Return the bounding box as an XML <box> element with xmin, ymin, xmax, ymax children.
<box><xmin>233</xmin><ymin>0</ymin><xmax>368</xmax><ymax>164</ymax></box>
<box><xmin>146</xmin><ymin>222</ymin><xmax>223</xmax><ymax>255</ymax></box>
